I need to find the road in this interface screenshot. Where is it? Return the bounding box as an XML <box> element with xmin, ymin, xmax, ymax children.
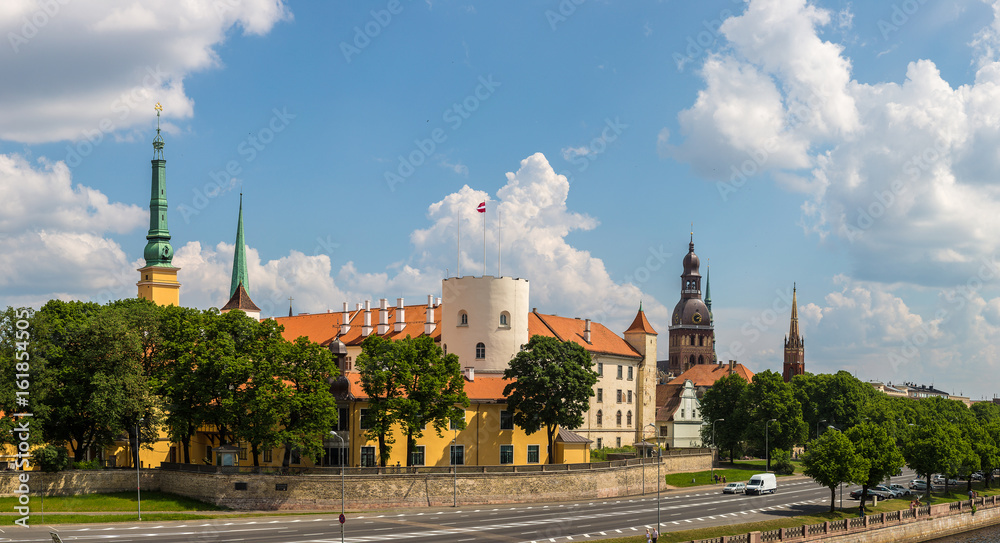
<box><xmin>1</xmin><ymin>471</ymin><xmax>918</xmax><ymax>543</ymax></box>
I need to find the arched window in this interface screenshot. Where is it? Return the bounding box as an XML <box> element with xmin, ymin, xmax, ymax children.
<box><xmin>626</xmin><ymin>410</ymin><xmax>632</xmax><ymax>427</ymax></box>
<box><xmin>459</xmin><ymin>311</ymin><xmax>468</xmax><ymax>326</ymax></box>
<box><xmin>616</xmin><ymin>411</ymin><xmax>622</xmax><ymax>427</ymax></box>
<box><xmin>699</xmin><ymin>336</ymin><xmax>704</xmax><ymax>346</ymax></box>
<box><xmin>698</xmin><ymin>355</ymin><xmax>704</xmax><ymax>365</ymax></box>
<box><xmin>596</xmin><ymin>410</ymin><xmax>603</xmax><ymax>427</ymax></box>
<box><xmin>475</xmin><ymin>342</ymin><xmax>485</xmax><ymax>359</ymax></box>
<box><xmin>500</xmin><ymin>311</ymin><xmax>510</xmax><ymax>327</ymax></box>
<box><xmin>690</xmin><ymin>334</ymin><xmax>695</xmax><ymax>345</ymax></box>
<box><xmin>689</xmin><ymin>354</ymin><xmax>696</xmax><ymax>367</ymax></box>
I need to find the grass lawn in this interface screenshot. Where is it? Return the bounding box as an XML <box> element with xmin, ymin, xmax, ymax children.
<box><xmin>663</xmin><ymin>460</ymin><xmax>799</xmax><ymax>488</ymax></box>
<box><xmin>0</xmin><ymin>491</ymin><xmax>224</xmax><ymax>512</ymax></box>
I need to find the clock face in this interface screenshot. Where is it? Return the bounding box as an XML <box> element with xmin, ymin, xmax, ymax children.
<box><xmin>693</xmin><ymin>313</ymin><xmax>702</xmax><ymax>324</ymax></box>
<box><xmin>161</xmin><ymin>245</ymin><xmax>172</xmax><ymax>259</ymax></box>
<box><xmin>673</xmin><ymin>312</ymin><xmax>680</xmax><ymax>324</ymax></box>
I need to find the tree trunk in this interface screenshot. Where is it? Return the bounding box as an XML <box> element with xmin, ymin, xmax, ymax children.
<box><xmin>546</xmin><ymin>425</ymin><xmax>557</xmax><ymax>464</ymax></box>
<box><xmin>378</xmin><ymin>433</ymin><xmax>389</xmax><ymax>467</ymax></box>
<box><xmin>830</xmin><ymin>487</ymin><xmax>837</xmax><ymax>513</ymax></box>
<box><xmin>405</xmin><ymin>432</ymin><xmax>416</xmax><ymax>467</ymax></box>
<box><xmin>282</xmin><ymin>441</ymin><xmax>292</xmax><ymax>468</ymax></box>
<box><xmin>251</xmin><ymin>444</ymin><xmax>260</xmax><ymax>467</ymax></box>
<box><xmin>182</xmin><ymin>434</ymin><xmax>191</xmax><ymax>464</ymax></box>
<box><xmin>925</xmin><ymin>474</ymin><xmax>933</xmax><ymax>503</ymax></box>
<box><xmin>860</xmin><ymin>484</ymin><xmax>869</xmax><ymax>512</ymax></box>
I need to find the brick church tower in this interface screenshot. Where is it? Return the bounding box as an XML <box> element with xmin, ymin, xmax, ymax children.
<box><xmin>782</xmin><ymin>284</ymin><xmax>805</xmax><ymax>382</ymax></box>
<box><xmin>665</xmin><ymin>233</ymin><xmax>716</xmax><ymax>376</ymax></box>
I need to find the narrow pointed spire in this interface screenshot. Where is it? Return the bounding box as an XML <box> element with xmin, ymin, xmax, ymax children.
<box><xmin>230</xmin><ymin>194</ymin><xmax>249</xmax><ymax>299</ymax></box>
<box><xmin>788</xmin><ymin>283</ymin><xmax>800</xmax><ymax>340</ymax></box>
<box><xmin>143</xmin><ymin>102</ymin><xmax>173</xmax><ymax>267</ymax></box>
<box><xmin>705</xmin><ymin>259</ymin><xmax>713</xmax><ymax>323</ymax></box>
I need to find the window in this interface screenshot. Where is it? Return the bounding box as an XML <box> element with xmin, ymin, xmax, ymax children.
<box><xmin>410</xmin><ymin>446</ymin><xmax>425</xmax><ymax>466</ymax></box>
<box><xmin>628</xmin><ymin>366</ymin><xmax>633</xmax><ymax>380</ymax></box>
<box><xmin>476</xmin><ymin>342</ymin><xmax>485</xmax><ymax>359</ymax></box>
<box><xmin>443</xmin><ymin>344</ymin><xmax>447</xmax><ymax>355</ymax></box>
<box><xmin>500</xmin><ymin>311</ymin><xmax>510</xmax><ymax>327</ymax></box>
<box><xmin>660</xmin><ymin>425</ymin><xmax>669</xmax><ymax>437</ymax></box>
<box><xmin>290</xmin><ymin>448</ymin><xmax>302</xmax><ymax>465</ymax></box>
<box><xmin>361</xmin><ymin>446</ymin><xmax>376</xmax><ymax>467</ymax></box>
<box><xmin>617</xmin><ymin>365</ymin><xmax>623</xmax><ymax>379</ymax></box>
<box><xmin>616</xmin><ymin>389</ymin><xmax>622</xmax><ymax>403</ymax></box>
<box><xmin>616</xmin><ymin>410</ymin><xmax>622</xmax><ymax>427</ymax></box>
<box><xmin>596</xmin><ymin>438</ymin><xmax>603</xmax><ymax>449</ymax></box>
<box><xmin>597</xmin><ymin>388</ymin><xmax>603</xmax><ymax>402</ymax></box>
<box><xmin>238</xmin><ymin>442</ymin><xmax>248</xmax><ymax>460</ymax></box>
<box><xmin>360</xmin><ymin>408</ymin><xmax>372</xmax><ymax>429</ymax></box>
<box><xmin>459</xmin><ymin>311</ymin><xmax>468</xmax><ymax>325</ymax></box>
<box><xmin>626</xmin><ymin>410</ymin><xmax>632</xmax><ymax>427</ymax></box>
<box><xmin>596</xmin><ymin>410</ymin><xmax>603</xmax><ymax>427</ymax></box>
<box><xmin>450</xmin><ymin>445</ymin><xmax>465</xmax><ymax>465</ymax></box>
<box><xmin>597</xmin><ymin>362</ymin><xmax>603</xmax><ymax>376</ymax></box>
<box><xmin>323</xmin><ymin>446</ymin><xmax>346</xmax><ymax>466</ymax></box>
<box><xmin>500</xmin><ymin>445</ymin><xmax>514</xmax><ymax>464</ymax></box>
<box><xmin>616</xmin><ymin>437</ymin><xmax>621</xmax><ymax>448</ymax></box>
<box><xmin>681</xmin><ymin>408</ymin><xmax>685</xmax><ymax>418</ymax></box>
<box><xmin>527</xmin><ymin>444</ymin><xmax>540</xmax><ymax>464</ymax></box>
<box><xmin>450</xmin><ymin>416</ymin><xmax>463</xmax><ymax>430</ymax></box>
<box><xmin>500</xmin><ymin>410</ymin><xmax>513</xmax><ymax>430</ymax></box>
<box><xmin>335</xmin><ymin>407</ymin><xmax>349</xmax><ymax>431</ymax></box>
<box><xmin>627</xmin><ymin>390</ymin><xmax>632</xmax><ymax>404</ymax></box>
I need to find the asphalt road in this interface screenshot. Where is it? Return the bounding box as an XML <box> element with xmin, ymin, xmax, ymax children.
<box><xmin>1</xmin><ymin>471</ymin><xmax>919</xmax><ymax>543</ymax></box>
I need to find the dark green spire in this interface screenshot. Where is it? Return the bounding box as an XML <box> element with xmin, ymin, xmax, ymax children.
<box><xmin>705</xmin><ymin>259</ymin><xmax>713</xmax><ymax>323</ymax></box>
<box><xmin>230</xmin><ymin>193</ymin><xmax>249</xmax><ymax>299</ymax></box>
<box><xmin>143</xmin><ymin>103</ymin><xmax>174</xmax><ymax>267</ymax></box>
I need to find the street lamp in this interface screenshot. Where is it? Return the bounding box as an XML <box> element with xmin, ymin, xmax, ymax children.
<box><xmin>816</xmin><ymin>419</ymin><xmax>827</xmax><ymax>440</ymax></box>
<box><xmin>135</xmin><ymin>418</ymin><xmax>143</xmax><ymax>521</ymax></box>
<box><xmin>329</xmin><ymin>431</ymin><xmax>345</xmax><ymax>543</ymax></box>
<box><xmin>712</xmin><ymin>419</ymin><xmax>725</xmax><ymax>480</ymax></box>
<box><xmin>765</xmin><ymin>418</ymin><xmax>777</xmax><ymax>472</ymax></box>
<box><xmin>645</xmin><ymin>423</ymin><xmax>661</xmax><ymax>536</ymax></box>
<box><xmin>451</xmin><ymin>427</ymin><xmax>458</xmax><ymax>507</ymax></box>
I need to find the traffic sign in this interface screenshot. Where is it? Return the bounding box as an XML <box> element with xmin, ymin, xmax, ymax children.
<box><xmin>339</xmin><ymin>513</ymin><xmax>346</xmax><ymax>524</ymax></box>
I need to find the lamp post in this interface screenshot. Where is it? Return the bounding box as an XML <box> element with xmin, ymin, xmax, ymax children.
<box><xmin>451</xmin><ymin>428</ymin><xmax>458</xmax><ymax>507</ymax></box>
<box><xmin>329</xmin><ymin>431</ymin><xmax>345</xmax><ymax>543</ymax></box>
<box><xmin>712</xmin><ymin>418</ymin><xmax>725</xmax><ymax>481</ymax></box>
<box><xmin>645</xmin><ymin>423</ymin><xmax>661</xmax><ymax>536</ymax></box>
<box><xmin>816</xmin><ymin>419</ymin><xmax>827</xmax><ymax>440</ymax></box>
<box><xmin>765</xmin><ymin>418</ymin><xmax>776</xmax><ymax>472</ymax></box>
<box><xmin>135</xmin><ymin>418</ymin><xmax>143</xmax><ymax>521</ymax></box>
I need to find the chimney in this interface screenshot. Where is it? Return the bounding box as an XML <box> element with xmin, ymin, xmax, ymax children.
<box><xmin>464</xmin><ymin>366</ymin><xmax>475</xmax><ymax>381</ymax></box>
<box><xmin>340</xmin><ymin>302</ymin><xmax>350</xmax><ymax>336</ymax></box>
<box><xmin>394</xmin><ymin>297</ymin><xmax>406</xmax><ymax>332</ymax></box>
<box><xmin>435</xmin><ymin>296</ymin><xmax>442</xmax><ymax>307</ymax></box>
<box><xmin>362</xmin><ymin>300</ymin><xmax>372</xmax><ymax>337</ymax></box>
<box><xmin>424</xmin><ymin>294</ymin><xmax>436</xmax><ymax>335</ymax></box>
<box><xmin>378</xmin><ymin>298</ymin><xmax>389</xmax><ymax>334</ymax></box>
<box><xmin>584</xmin><ymin>319</ymin><xmax>592</xmax><ymax>344</ymax></box>
<box><xmin>728</xmin><ymin>359</ymin><xmax>735</xmax><ymax>373</ymax></box>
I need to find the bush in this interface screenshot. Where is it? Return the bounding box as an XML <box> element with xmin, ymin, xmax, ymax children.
<box><xmin>72</xmin><ymin>459</ymin><xmax>102</xmax><ymax>470</ymax></box>
<box><xmin>771</xmin><ymin>448</ymin><xmax>795</xmax><ymax>475</ymax></box>
<box><xmin>36</xmin><ymin>445</ymin><xmax>70</xmax><ymax>473</ymax></box>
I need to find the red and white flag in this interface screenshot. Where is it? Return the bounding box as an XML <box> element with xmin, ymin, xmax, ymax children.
<box><xmin>476</xmin><ymin>201</ymin><xmax>486</xmax><ymax>213</ymax></box>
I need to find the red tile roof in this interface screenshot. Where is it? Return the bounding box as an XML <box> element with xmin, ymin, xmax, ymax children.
<box><xmin>625</xmin><ymin>309</ymin><xmax>657</xmax><ymax>335</ymax></box>
<box><xmin>667</xmin><ymin>363</ymin><xmax>755</xmax><ymax>387</ymax></box>
<box><xmin>529</xmin><ymin>312</ymin><xmax>641</xmax><ymax>359</ymax></box>
<box><xmin>345</xmin><ymin>373</ymin><xmax>511</xmax><ymax>402</ymax></box>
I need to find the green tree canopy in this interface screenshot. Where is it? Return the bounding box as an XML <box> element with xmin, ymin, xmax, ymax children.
<box><xmin>845</xmin><ymin>422</ymin><xmax>905</xmax><ymax>506</ymax></box>
<box><xmin>356</xmin><ymin>335</ymin><xmax>408</xmax><ymax>466</ymax></box>
<box><xmin>502</xmin><ymin>335</ymin><xmax>597</xmax><ymax>464</ymax></box>
<box><xmin>741</xmin><ymin>370</ymin><xmax>807</xmax><ymax>470</ymax></box>
<box><xmin>698</xmin><ymin>373</ymin><xmax>750</xmax><ymax>462</ymax></box>
<box><xmin>276</xmin><ymin>335</ymin><xmax>340</xmax><ymax>468</ymax></box>
<box><xmin>802</xmin><ymin>429</ymin><xmax>869</xmax><ymax>512</ymax></box>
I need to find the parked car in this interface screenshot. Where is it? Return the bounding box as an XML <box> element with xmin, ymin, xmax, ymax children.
<box><xmin>851</xmin><ymin>487</ymin><xmax>892</xmax><ymax>500</ymax></box>
<box><xmin>873</xmin><ymin>484</ymin><xmax>900</xmax><ymax>498</ymax></box>
<box><xmin>722</xmin><ymin>482</ymin><xmax>746</xmax><ymax>494</ymax></box>
<box><xmin>889</xmin><ymin>484</ymin><xmax>912</xmax><ymax>497</ymax></box>
<box><xmin>910</xmin><ymin>480</ymin><xmax>938</xmax><ymax>492</ymax></box>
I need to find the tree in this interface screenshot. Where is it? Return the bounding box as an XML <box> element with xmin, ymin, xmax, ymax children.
<box><xmin>698</xmin><ymin>373</ymin><xmax>750</xmax><ymax>462</ymax></box>
<box><xmin>503</xmin><ymin>335</ymin><xmax>597</xmax><ymax>464</ymax></box>
<box><xmin>903</xmin><ymin>422</ymin><xmax>967</xmax><ymax>502</ymax></box>
<box><xmin>356</xmin><ymin>335</ymin><xmax>408</xmax><ymax>466</ymax></box>
<box><xmin>394</xmin><ymin>335</ymin><xmax>468</xmax><ymax>467</ymax></box>
<box><xmin>802</xmin><ymin>429</ymin><xmax>868</xmax><ymax>512</ymax></box>
<box><xmin>276</xmin><ymin>335</ymin><xmax>339</xmax><ymax>468</ymax></box>
<box><xmin>158</xmin><ymin>305</ymin><xmax>213</xmax><ymax>463</ymax></box>
<box><xmin>971</xmin><ymin>402</ymin><xmax>1000</xmax><ymax>489</ymax></box>
<box><xmin>845</xmin><ymin>422</ymin><xmax>905</xmax><ymax>509</ymax></box>
<box><xmin>741</xmin><ymin>370</ymin><xmax>807</xmax><ymax>470</ymax></box>
<box><xmin>792</xmin><ymin>371</ymin><xmax>878</xmax><ymax>437</ymax></box>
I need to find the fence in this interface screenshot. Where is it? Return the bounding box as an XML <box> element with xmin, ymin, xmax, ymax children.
<box><xmin>684</xmin><ymin>497</ymin><xmax>997</xmax><ymax>543</ymax></box>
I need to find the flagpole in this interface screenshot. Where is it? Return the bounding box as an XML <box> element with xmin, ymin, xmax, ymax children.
<box><xmin>482</xmin><ymin>203</ymin><xmax>486</xmax><ymax>277</ymax></box>
<box><xmin>457</xmin><ymin>209</ymin><xmax>460</xmax><ymax>278</ymax></box>
<box><xmin>498</xmin><ymin>208</ymin><xmax>502</xmax><ymax>277</ymax></box>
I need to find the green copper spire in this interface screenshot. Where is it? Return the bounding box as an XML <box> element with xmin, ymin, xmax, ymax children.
<box><xmin>230</xmin><ymin>193</ymin><xmax>249</xmax><ymax>299</ymax></box>
<box><xmin>143</xmin><ymin>103</ymin><xmax>174</xmax><ymax>267</ymax></box>
<box><xmin>705</xmin><ymin>259</ymin><xmax>713</xmax><ymax>323</ymax></box>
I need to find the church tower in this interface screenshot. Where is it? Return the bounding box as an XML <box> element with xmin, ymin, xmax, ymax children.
<box><xmin>665</xmin><ymin>233</ymin><xmax>716</xmax><ymax>376</ymax></box>
<box><xmin>782</xmin><ymin>284</ymin><xmax>804</xmax><ymax>382</ymax></box>
<box><xmin>137</xmin><ymin>103</ymin><xmax>181</xmax><ymax>306</ymax></box>
<box><xmin>221</xmin><ymin>194</ymin><xmax>261</xmax><ymax>320</ymax></box>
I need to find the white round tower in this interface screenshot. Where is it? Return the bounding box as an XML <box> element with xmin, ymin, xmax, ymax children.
<box><xmin>441</xmin><ymin>276</ymin><xmax>529</xmax><ymax>373</ymax></box>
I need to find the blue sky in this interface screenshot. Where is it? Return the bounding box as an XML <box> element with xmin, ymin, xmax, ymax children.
<box><xmin>2</xmin><ymin>0</ymin><xmax>1000</xmax><ymax>400</ymax></box>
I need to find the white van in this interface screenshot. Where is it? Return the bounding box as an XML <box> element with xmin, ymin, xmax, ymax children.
<box><xmin>745</xmin><ymin>473</ymin><xmax>777</xmax><ymax>495</ymax></box>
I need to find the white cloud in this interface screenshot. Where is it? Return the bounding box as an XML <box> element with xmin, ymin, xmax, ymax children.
<box><xmin>0</xmin><ymin>0</ymin><xmax>291</xmax><ymax>143</ymax></box>
<box><xmin>561</xmin><ymin>146</ymin><xmax>591</xmax><ymax>160</ymax></box>
<box><xmin>671</xmin><ymin>0</ymin><xmax>1000</xmax><ymax>287</ymax></box>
